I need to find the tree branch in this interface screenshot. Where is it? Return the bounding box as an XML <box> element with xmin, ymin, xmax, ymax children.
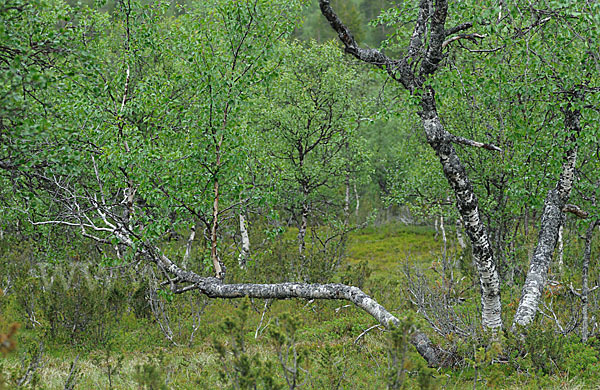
<box><xmin>563</xmin><ymin>204</ymin><xmax>589</xmax><ymax>219</ymax></box>
<box><xmin>318</xmin><ymin>0</ymin><xmax>413</xmax><ymax>88</ymax></box>
<box><xmin>445</xmin><ymin>22</ymin><xmax>473</xmax><ymax>36</ymax></box>
<box><xmin>447</xmin><ymin>134</ymin><xmax>502</xmax><ymax>152</ymax></box>
<box><xmin>442</xmin><ymin>33</ymin><xmax>486</xmax><ymax>49</ymax></box>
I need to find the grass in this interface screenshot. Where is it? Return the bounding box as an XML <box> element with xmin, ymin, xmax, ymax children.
<box><xmin>1</xmin><ymin>222</ymin><xmax>598</xmax><ymax>389</ymax></box>
<box><xmin>346</xmin><ymin>223</ymin><xmax>445</xmax><ymax>276</ymax></box>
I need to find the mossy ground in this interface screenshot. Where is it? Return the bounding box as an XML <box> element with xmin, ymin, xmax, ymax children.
<box><xmin>0</xmin><ymin>223</ymin><xmax>596</xmax><ymax>389</ymax></box>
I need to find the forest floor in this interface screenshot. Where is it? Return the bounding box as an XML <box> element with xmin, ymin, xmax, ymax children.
<box><xmin>0</xmin><ymin>223</ymin><xmax>593</xmax><ymax>389</ymax></box>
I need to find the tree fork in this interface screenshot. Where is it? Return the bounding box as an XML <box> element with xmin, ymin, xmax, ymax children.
<box><xmin>319</xmin><ymin>0</ymin><xmax>503</xmax><ymax>330</ymax></box>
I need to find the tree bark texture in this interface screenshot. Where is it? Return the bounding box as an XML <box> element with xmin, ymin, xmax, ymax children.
<box><xmin>421</xmin><ymin>95</ymin><xmax>502</xmax><ymax>329</ymax></box>
<box><xmin>319</xmin><ymin>0</ymin><xmax>503</xmax><ymax>329</ymax></box>
<box><xmin>512</xmin><ymin>109</ymin><xmax>580</xmax><ymax>328</ymax></box>
<box><xmin>238</xmin><ymin>214</ymin><xmax>250</xmax><ymax>269</ymax></box>
<box><xmin>142</xmin><ymin>237</ymin><xmax>441</xmax><ymax>365</ymax></box>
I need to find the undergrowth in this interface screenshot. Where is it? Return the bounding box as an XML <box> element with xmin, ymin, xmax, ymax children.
<box><xmin>0</xmin><ymin>223</ymin><xmax>599</xmax><ymax>389</ymax></box>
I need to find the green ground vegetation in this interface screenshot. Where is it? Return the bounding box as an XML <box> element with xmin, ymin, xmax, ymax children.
<box><xmin>1</xmin><ymin>222</ymin><xmax>600</xmax><ymax>389</ymax></box>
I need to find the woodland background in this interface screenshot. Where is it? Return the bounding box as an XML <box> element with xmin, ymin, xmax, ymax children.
<box><xmin>1</xmin><ymin>0</ymin><xmax>600</xmax><ymax>388</ymax></box>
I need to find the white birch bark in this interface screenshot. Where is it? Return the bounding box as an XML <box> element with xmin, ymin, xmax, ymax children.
<box><xmin>344</xmin><ymin>173</ymin><xmax>350</xmax><ymax>226</ymax></box>
<box><xmin>512</xmin><ymin>109</ymin><xmax>580</xmax><ymax>329</ymax></box>
<box><xmin>238</xmin><ymin>214</ymin><xmax>250</xmax><ymax>269</ymax></box>
<box><xmin>557</xmin><ymin>225</ymin><xmax>564</xmax><ymax>274</ymax></box>
<box><xmin>319</xmin><ymin>0</ymin><xmax>503</xmax><ymax>330</ymax></box>
<box><xmin>421</xmin><ymin>104</ymin><xmax>502</xmax><ymax>329</ymax></box>
<box><xmin>183</xmin><ymin>224</ymin><xmax>196</xmax><ymax>268</ymax></box>
<box><xmin>456</xmin><ymin>217</ymin><xmax>466</xmax><ymax>250</ymax></box>
<box><xmin>440</xmin><ymin>215</ymin><xmax>448</xmax><ymax>273</ymax></box>
<box><xmin>581</xmin><ymin>220</ymin><xmax>597</xmax><ymax>342</ymax></box>
<box><xmin>353</xmin><ymin>181</ymin><xmax>360</xmax><ymax>218</ymax></box>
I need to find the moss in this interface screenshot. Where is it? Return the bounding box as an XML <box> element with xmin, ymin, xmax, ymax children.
<box><xmin>346</xmin><ymin>223</ymin><xmax>447</xmax><ymax>277</ymax></box>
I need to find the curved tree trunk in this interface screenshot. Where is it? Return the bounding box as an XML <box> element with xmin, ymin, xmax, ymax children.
<box><xmin>420</xmin><ymin>94</ymin><xmax>502</xmax><ymax>329</ymax></box>
<box><xmin>146</xmin><ymin>240</ymin><xmax>441</xmax><ymax>366</ymax></box>
<box><xmin>318</xmin><ymin>0</ymin><xmax>503</xmax><ymax>330</ymax></box>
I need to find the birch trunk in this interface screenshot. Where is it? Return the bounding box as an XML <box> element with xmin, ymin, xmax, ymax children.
<box><xmin>238</xmin><ymin>214</ymin><xmax>250</xmax><ymax>269</ymax></box>
<box><xmin>353</xmin><ymin>181</ymin><xmax>360</xmax><ymax>218</ymax></box>
<box><xmin>183</xmin><ymin>224</ymin><xmax>196</xmax><ymax>268</ymax></box>
<box><xmin>581</xmin><ymin>220</ymin><xmax>598</xmax><ymax>342</ymax></box>
<box><xmin>104</xmin><ymin>226</ymin><xmax>441</xmax><ymax>365</ymax></box>
<box><xmin>148</xmin><ymin>245</ymin><xmax>441</xmax><ymax>366</ymax></box>
<box><xmin>512</xmin><ymin>109</ymin><xmax>580</xmax><ymax>328</ymax></box>
<box><xmin>209</xmin><ymin>132</ymin><xmax>226</xmax><ymax>279</ymax></box>
<box><xmin>420</xmin><ymin>94</ymin><xmax>502</xmax><ymax>329</ymax></box>
<box><xmin>211</xmin><ymin>175</ymin><xmax>224</xmax><ymax>279</ymax></box>
<box><xmin>557</xmin><ymin>225</ymin><xmax>564</xmax><ymax>274</ymax></box>
<box><xmin>297</xmin><ymin>200</ymin><xmax>309</xmax><ymax>280</ymax></box>
<box><xmin>344</xmin><ymin>173</ymin><xmax>350</xmax><ymax>227</ymax></box>
<box><xmin>456</xmin><ymin>217</ymin><xmax>466</xmax><ymax>250</ymax></box>
<box><xmin>319</xmin><ymin>0</ymin><xmax>503</xmax><ymax>330</ymax></box>
<box><xmin>440</xmin><ymin>215</ymin><xmax>448</xmax><ymax>273</ymax></box>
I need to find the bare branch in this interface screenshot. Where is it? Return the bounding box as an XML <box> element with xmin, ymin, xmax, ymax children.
<box><xmin>445</xmin><ymin>22</ymin><xmax>473</xmax><ymax>36</ymax></box>
<box><xmin>563</xmin><ymin>204</ymin><xmax>589</xmax><ymax>219</ymax></box>
<box><xmin>442</xmin><ymin>33</ymin><xmax>486</xmax><ymax>49</ymax></box>
<box><xmin>354</xmin><ymin>324</ymin><xmax>383</xmax><ymax>345</ymax></box>
<box><xmin>447</xmin><ymin>134</ymin><xmax>502</xmax><ymax>152</ymax></box>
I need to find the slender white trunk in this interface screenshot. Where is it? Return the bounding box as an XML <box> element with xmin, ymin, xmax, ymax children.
<box><xmin>211</xmin><ymin>177</ymin><xmax>224</xmax><ymax>279</ymax></box>
<box><xmin>581</xmin><ymin>220</ymin><xmax>598</xmax><ymax>342</ymax></box>
<box><xmin>298</xmin><ymin>201</ymin><xmax>308</xmax><ymax>258</ymax></box>
<box><xmin>238</xmin><ymin>214</ymin><xmax>250</xmax><ymax>269</ymax></box>
<box><xmin>183</xmin><ymin>224</ymin><xmax>196</xmax><ymax>268</ymax></box>
<box><xmin>512</xmin><ymin>109</ymin><xmax>580</xmax><ymax>329</ymax></box>
<box><xmin>557</xmin><ymin>225</ymin><xmax>564</xmax><ymax>274</ymax></box>
<box><xmin>353</xmin><ymin>181</ymin><xmax>360</xmax><ymax>218</ymax></box>
<box><xmin>440</xmin><ymin>215</ymin><xmax>448</xmax><ymax>273</ymax></box>
<box><xmin>455</xmin><ymin>217</ymin><xmax>466</xmax><ymax>250</ymax></box>
<box><xmin>344</xmin><ymin>173</ymin><xmax>350</xmax><ymax>226</ymax></box>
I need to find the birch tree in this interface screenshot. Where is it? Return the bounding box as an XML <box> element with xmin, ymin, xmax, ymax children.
<box><xmin>4</xmin><ymin>0</ymin><xmax>442</xmax><ymax>367</ymax></box>
<box><xmin>318</xmin><ymin>0</ymin><xmax>504</xmax><ymax>330</ymax></box>
<box><xmin>257</xmin><ymin>41</ymin><xmax>370</xmax><ymax>281</ymax></box>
